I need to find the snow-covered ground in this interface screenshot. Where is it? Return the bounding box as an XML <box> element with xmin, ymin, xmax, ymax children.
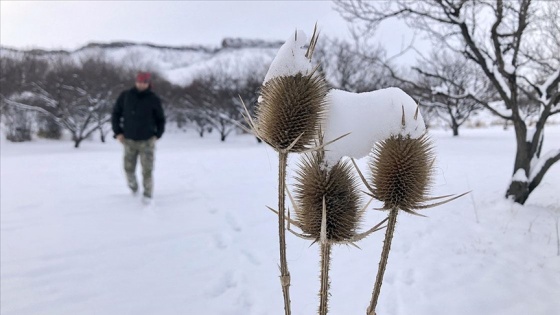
<box><xmin>1</xmin><ymin>126</ymin><xmax>559</xmax><ymax>315</ymax></box>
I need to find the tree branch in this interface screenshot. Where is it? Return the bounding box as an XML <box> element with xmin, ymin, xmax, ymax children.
<box><xmin>528</xmin><ymin>149</ymin><xmax>560</xmax><ymax>194</ymax></box>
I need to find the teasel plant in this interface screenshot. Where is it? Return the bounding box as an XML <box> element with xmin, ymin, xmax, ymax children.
<box><xmin>351</xmin><ymin>107</ymin><xmax>469</xmax><ymax>315</ymax></box>
<box><xmin>240</xmin><ymin>25</ymin><xmax>347</xmax><ymax>315</ymax></box>
<box><xmin>267</xmin><ymin>133</ymin><xmax>387</xmax><ymax>315</ymax></box>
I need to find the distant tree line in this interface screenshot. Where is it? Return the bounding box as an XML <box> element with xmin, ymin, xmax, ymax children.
<box><xmin>0</xmin><ymin>52</ymin><xmax>268</xmax><ymax>147</ymax></box>
<box><xmin>1</xmin><ymin>38</ymin><xmax>503</xmax><ymax>149</ymax></box>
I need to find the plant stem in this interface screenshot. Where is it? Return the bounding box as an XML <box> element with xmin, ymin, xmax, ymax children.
<box><xmin>278</xmin><ymin>152</ymin><xmax>291</xmax><ymax>315</ymax></box>
<box><xmin>367</xmin><ymin>208</ymin><xmax>399</xmax><ymax>315</ymax></box>
<box><xmin>319</xmin><ymin>242</ymin><xmax>332</xmax><ymax>315</ymax></box>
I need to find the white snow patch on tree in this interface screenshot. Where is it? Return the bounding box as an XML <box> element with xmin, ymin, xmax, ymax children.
<box><xmin>539</xmin><ymin>69</ymin><xmax>560</xmax><ymax>94</ymax></box>
<box><xmin>322</xmin><ymin>88</ymin><xmax>426</xmax><ymax>166</ymax></box>
<box><xmin>512</xmin><ymin>169</ymin><xmax>528</xmax><ymax>182</ymax></box>
<box><xmin>529</xmin><ymin>149</ymin><xmax>560</xmax><ymax>182</ymax></box>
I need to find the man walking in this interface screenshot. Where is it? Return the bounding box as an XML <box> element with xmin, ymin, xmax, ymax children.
<box><xmin>112</xmin><ymin>72</ymin><xmax>166</xmax><ymax>204</ymax></box>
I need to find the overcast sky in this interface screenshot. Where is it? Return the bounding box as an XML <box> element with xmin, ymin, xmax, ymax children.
<box><xmin>1</xmin><ymin>1</ymin><xmax>354</xmax><ymax>49</ymax></box>
<box><xmin>1</xmin><ymin>1</ymin><xmax>420</xmax><ymax>63</ymax></box>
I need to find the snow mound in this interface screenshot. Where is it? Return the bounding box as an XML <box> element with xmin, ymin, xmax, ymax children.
<box><xmin>323</xmin><ymin>88</ymin><xmax>426</xmax><ymax>165</ymax></box>
<box><xmin>263</xmin><ymin>30</ymin><xmax>314</xmax><ymax>84</ymax></box>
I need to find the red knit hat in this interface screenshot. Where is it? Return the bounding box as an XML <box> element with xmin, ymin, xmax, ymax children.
<box><xmin>136</xmin><ymin>72</ymin><xmax>151</xmax><ymax>83</ymax></box>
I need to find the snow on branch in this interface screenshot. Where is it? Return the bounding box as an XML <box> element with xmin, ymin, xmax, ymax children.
<box><xmin>529</xmin><ymin>149</ymin><xmax>560</xmax><ymax>183</ymax></box>
<box><xmin>486</xmin><ymin>101</ymin><xmax>513</xmax><ymax>119</ymax></box>
<box><xmin>538</xmin><ymin>68</ymin><xmax>560</xmax><ymax>102</ymax></box>
<box><xmin>1</xmin><ymin>95</ymin><xmax>56</xmax><ymax>119</ymax></box>
<box><xmin>491</xmin><ymin>65</ymin><xmax>512</xmax><ymax>99</ymax></box>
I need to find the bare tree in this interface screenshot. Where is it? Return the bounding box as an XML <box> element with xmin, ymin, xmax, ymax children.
<box><xmin>315</xmin><ymin>37</ymin><xmax>393</xmax><ymax>92</ymax></box>
<box><xmin>37</xmin><ymin>113</ymin><xmax>62</xmax><ymax>139</ymax></box>
<box><xmin>1</xmin><ymin>104</ymin><xmax>33</xmax><ymax>142</ymax></box>
<box><xmin>412</xmin><ymin>50</ymin><xmax>488</xmax><ymax>136</ymax></box>
<box><xmin>184</xmin><ymin>62</ymin><xmax>266</xmax><ymax>142</ymax></box>
<box><xmin>335</xmin><ymin>0</ymin><xmax>560</xmax><ymax>204</ymax></box>
<box><xmin>76</xmin><ymin>56</ymin><xmax>128</xmax><ymax>144</ymax></box>
<box><xmin>187</xmin><ymin>74</ymin><xmax>241</xmax><ymax>142</ymax></box>
<box><xmin>2</xmin><ymin>55</ymin><xmax>128</xmax><ymax>147</ymax></box>
<box><xmin>0</xmin><ymin>53</ymin><xmax>49</xmax><ymax>141</ymax></box>
<box><xmin>236</xmin><ymin>69</ymin><xmax>265</xmax><ymax>142</ymax></box>
<box><xmin>151</xmin><ymin>76</ymin><xmax>187</xmax><ymax>130</ymax></box>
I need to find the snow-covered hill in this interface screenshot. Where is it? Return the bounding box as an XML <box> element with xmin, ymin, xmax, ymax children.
<box><xmin>0</xmin><ymin>38</ymin><xmax>283</xmax><ymax>86</ymax></box>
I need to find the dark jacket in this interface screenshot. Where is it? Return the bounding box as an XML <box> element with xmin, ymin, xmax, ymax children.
<box><xmin>112</xmin><ymin>87</ymin><xmax>166</xmax><ymax>141</ymax></box>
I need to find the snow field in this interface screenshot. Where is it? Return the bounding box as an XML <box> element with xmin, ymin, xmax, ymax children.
<box><xmin>1</xmin><ymin>126</ymin><xmax>559</xmax><ymax>315</ymax></box>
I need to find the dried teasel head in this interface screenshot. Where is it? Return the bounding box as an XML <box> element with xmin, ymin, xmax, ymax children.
<box><xmin>255</xmin><ymin>71</ymin><xmax>329</xmax><ymax>152</ymax></box>
<box><xmin>369</xmin><ymin>134</ymin><xmax>435</xmax><ymax>214</ymax></box>
<box><xmin>293</xmin><ymin>150</ymin><xmax>362</xmax><ymax>243</ymax></box>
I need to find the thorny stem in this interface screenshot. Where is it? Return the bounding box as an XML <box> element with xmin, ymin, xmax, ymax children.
<box><xmin>319</xmin><ymin>242</ymin><xmax>332</xmax><ymax>315</ymax></box>
<box><xmin>278</xmin><ymin>152</ymin><xmax>292</xmax><ymax>315</ymax></box>
<box><xmin>319</xmin><ymin>242</ymin><xmax>331</xmax><ymax>315</ymax></box>
<box><xmin>367</xmin><ymin>208</ymin><xmax>399</xmax><ymax>315</ymax></box>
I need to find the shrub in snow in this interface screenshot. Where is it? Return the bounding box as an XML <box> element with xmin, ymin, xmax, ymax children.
<box><xmin>37</xmin><ymin>114</ymin><xmax>62</xmax><ymax>139</ymax></box>
<box><xmin>2</xmin><ymin>106</ymin><xmax>33</xmax><ymax>142</ymax></box>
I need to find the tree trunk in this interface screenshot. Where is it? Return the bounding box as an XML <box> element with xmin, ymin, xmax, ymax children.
<box><xmin>449</xmin><ymin>106</ymin><xmax>460</xmax><ymax>137</ymax></box>
<box><xmin>505</xmin><ymin>120</ymin><xmax>531</xmax><ymax>204</ymax></box>
<box><xmin>506</xmin><ymin>179</ymin><xmax>530</xmax><ymax>204</ymax></box>
<box><xmin>74</xmin><ymin>137</ymin><xmax>83</xmax><ymax>148</ymax></box>
<box><xmin>452</xmin><ymin>124</ymin><xmax>459</xmax><ymax>136</ymax></box>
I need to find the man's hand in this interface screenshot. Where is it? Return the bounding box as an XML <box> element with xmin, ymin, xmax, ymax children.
<box><xmin>116</xmin><ymin>134</ymin><xmax>125</xmax><ymax>143</ymax></box>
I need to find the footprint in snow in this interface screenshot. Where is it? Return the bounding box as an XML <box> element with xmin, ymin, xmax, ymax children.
<box><xmin>403</xmin><ymin>268</ymin><xmax>414</xmax><ymax>285</ymax></box>
<box><xmin>241</xmin><ymin>249</ymin><xmax>260</xmax><ymax>265</ymax></box>
<box><xmin>213</xmin><ymin>233</ymin><xmax>229</xmax><ymax>249</ymax></box>
<box><xmin>205</xmin><ymin>270</ymin><xmax>237</xmax><ymax>298</ymax></box>
<box><xmin>225</xmin><ymin>212</ymin><xmax>242</xmax><ymax>232</ymax></box>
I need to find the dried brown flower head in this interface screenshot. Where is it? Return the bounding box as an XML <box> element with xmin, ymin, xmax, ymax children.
<box><xmin>369</xmin><ymin>134</ymin><xmax>435</xmax><ymax>214</ymax></box>
<box><xmin>255</xmin><ymin>72</ymin><xmax>329</xmax><ymax>152</ymax></box>
<box><xmin>293</xmin><ymin>151</ymin><xmax>362</xmax><ymax>242</ymax></box>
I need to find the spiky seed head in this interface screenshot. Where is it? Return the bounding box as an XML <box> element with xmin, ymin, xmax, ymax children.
<box><xmin>369</xmin><ymin>134</ymin><xmax>435</xmax><ymax>212</ymax></box>
<box><xmin>255</xmin><ymin>72</ymin><xmax>328</xmax><ymax>152</ymax></box>
<box><xmin>294</xmin><ymin>153</ymin><xmax>362</xmax><ymax>242</ymax></box>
